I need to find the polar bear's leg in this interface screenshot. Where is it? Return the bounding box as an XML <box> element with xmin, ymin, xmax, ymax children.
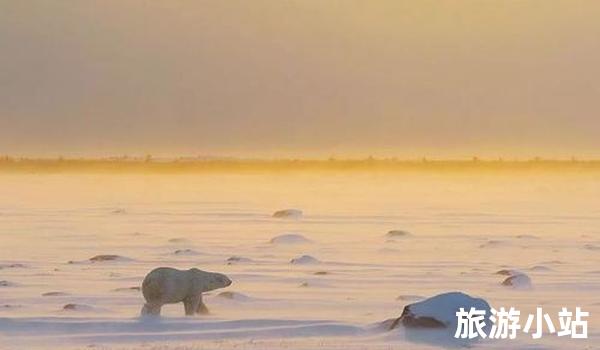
<box><xmin>141</xmin><ymin>302</ymin><xmax>162</xmax><ymax>316</ymax></box>
<box><xmin>183</xmin><ymin>295</ymin><xmax>201</xmax><ymax>316</ymax></box>
<box><xmin>196</xmin><ymin>294</ymin><xmax>209</xmax><ymax>314</ymax></box>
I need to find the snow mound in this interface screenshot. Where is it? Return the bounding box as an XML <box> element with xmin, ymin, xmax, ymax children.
<box><xmin>290</xmin><ymin>255</ymin><xmax>320</xmax><ymax>265</ymax></box>
<box><xmin>529</xmin><ymin>265</ymin><xmax>552</xmax><ymax>272</ymax></box>
<box><xmin>0</xmin><ymin>317</ymin><xmax>362</xmax><ymax>346</ymax></box>
<box><xmin>272</xmin><ymin>209</ymin><xmax>303</xmax><ymax>219</ymax></box>
<box><xmin>270</xmin><ymin>233</ymin><xmax>312</xmax><ymax>244</ymax></box>
<box><xmin>216</xmin><ymin>291</ymin><xmax>251</xmax><ymax>301</ymax></box>
<box><xmin>389</xmin><ymin>292</ymin><xmax>491</xmax><ymax>329</ymax></box>
<box><xmin>378</xmin><ymin>247</ymin><xmax>401</xmax><ymax>254</ymax></box>
<box><xmin>396</xmin><ymin>294</ymin><xmax>424</xmax><ymax>302</ymax></box>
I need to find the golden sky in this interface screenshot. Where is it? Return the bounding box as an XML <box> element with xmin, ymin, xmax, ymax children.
<box><xmin>1</xmin><ymin>1</ymin><xmax>599</xmax><ymax>158</ymax></box>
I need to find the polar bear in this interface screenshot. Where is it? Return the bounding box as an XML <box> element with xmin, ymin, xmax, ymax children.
<box><xmin>140</xmin><ymin>267</ymin><xmax>232</xmax><ymax>316</ymax></box>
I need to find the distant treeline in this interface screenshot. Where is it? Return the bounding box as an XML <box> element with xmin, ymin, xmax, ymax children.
<box><xmin>1</xmin><ymin>156</ymin><xmax>600</xmax><ymax>173</ymax></box>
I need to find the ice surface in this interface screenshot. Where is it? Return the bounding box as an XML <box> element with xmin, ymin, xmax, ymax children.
<box><xmin>0</xmin><ymin>172</ymin><xmax>599</xmax><ymax>349</ymax></box>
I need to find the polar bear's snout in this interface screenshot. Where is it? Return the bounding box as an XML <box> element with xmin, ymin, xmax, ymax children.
<box><xmin>214</xmin><ymin>273</ymin><xmax>232</xmax><ymax>288</ymax></box>
<box><xmin>222</xmin><ymin>276</ymin><xmax>232</xmax><ymax>287</ymax></box>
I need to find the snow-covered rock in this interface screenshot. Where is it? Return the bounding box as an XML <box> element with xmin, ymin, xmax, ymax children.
<box><xmin>172</xmin><ymin>249</ymin><xmax>201</xmax><ymax>256</ymax></box>
<box><xmin>269</xmin><ymin>233</ymin><xmax>312</xmax><ymax>244</ymax></box>
<box><xmin>226</xmin><ymin>256</ymin><xmax>253</xmax><ymax>264</ymax></box>
<box><xmin>495</xmin><ymin>269</ymin><xmax>521</xmax><ymax>276</ymax></box>
<box><xmin>479</xmin><ymin>240</ymin><xmax>507</xmax><ymax>248</ymax></box>
<box><xmin>168</xmin><ymin>238</ymin><xmax>190</xmax><ymax>243</ymax></box>
<box><xmin>62</xmin><ymin>303</ymin><xmax>94</xmax><ymax>311</ymax></box>
<box><xmin>494</xmin><ymin>269</ymin><xmax>533</xmax><ymax>288</ymax></box>
<box><xmin>290</xmin><ymin>255</ymin><xmax>320</xmax><ymax>265</ymax></box>
<box><xmin>501</xmin><ymin>273</ymin><xmax>532</xmax><ymax>289</ymax></box>
<box><xmin>388</xmin><ymin>292</ymin><xmax>491</xmax><ymax>329</ymax></box>
<box><xmin>41</xmin><ymin>291</ymin><xmax>69</xmax><ymax>297</ymax></box>
<box><xmin>89</xmin><ymin>254</ymin><xmax>130</xmax><ymax>262</ymax></box>
<box><xmin>112</xmin><ymin>286</ymin><xmax>140</xmax><ymax>292</ymax></box>
<box><xmin>272</xmin><ymin>209</ymin><xmax>303</xmax><ymax>219</ymax></box>
<box><xmin>385</xmin><ymin>230</ymin><xmax>412</xmax><ymax>238</ymax></box>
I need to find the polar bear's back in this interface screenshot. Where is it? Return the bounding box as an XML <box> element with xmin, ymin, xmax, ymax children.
<box><xmin>142</xmin><ymin>267</ymin><xmax>192</xmax><ymax>303</ymax></box>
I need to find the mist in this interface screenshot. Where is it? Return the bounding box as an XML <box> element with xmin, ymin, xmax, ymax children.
<box><xmin>1</xmin><ymin>1</ymin><xmax>599</xmax><ymax>158</ymax></box>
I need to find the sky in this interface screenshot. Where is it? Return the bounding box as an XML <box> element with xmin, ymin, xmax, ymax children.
<box><xmin>1</xmin><ymin>1</ymin><xmax>599</xmax><ymax>159</ymax></box>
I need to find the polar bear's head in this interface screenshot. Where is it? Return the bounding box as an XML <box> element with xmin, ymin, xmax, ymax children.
<box><xmin>190</xmin><ymin>268</ymin><xmax>232</xmax><ymax>291</ymax></box>
<box><xmin>209</xmin><ymin>272</ymin><xmax>232</xmax><ymax>289</ymax></box>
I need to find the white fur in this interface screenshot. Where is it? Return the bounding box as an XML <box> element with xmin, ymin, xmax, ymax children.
<box><xmin>140</xmin><ymin>267</ymin><xmax>231</xmax><ymax>316</ymax></box>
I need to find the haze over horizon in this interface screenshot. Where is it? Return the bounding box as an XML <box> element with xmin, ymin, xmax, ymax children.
<box><xmin>1</xmin><ymin>1</ymin><xmax>599</xmax><ymax>159</ymax></box>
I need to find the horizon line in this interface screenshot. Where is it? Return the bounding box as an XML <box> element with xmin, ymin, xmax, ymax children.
<box><xmin>1</xmin><ymin>155</ymin><xmax>600</xmax><ymax>162</ymax></box>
